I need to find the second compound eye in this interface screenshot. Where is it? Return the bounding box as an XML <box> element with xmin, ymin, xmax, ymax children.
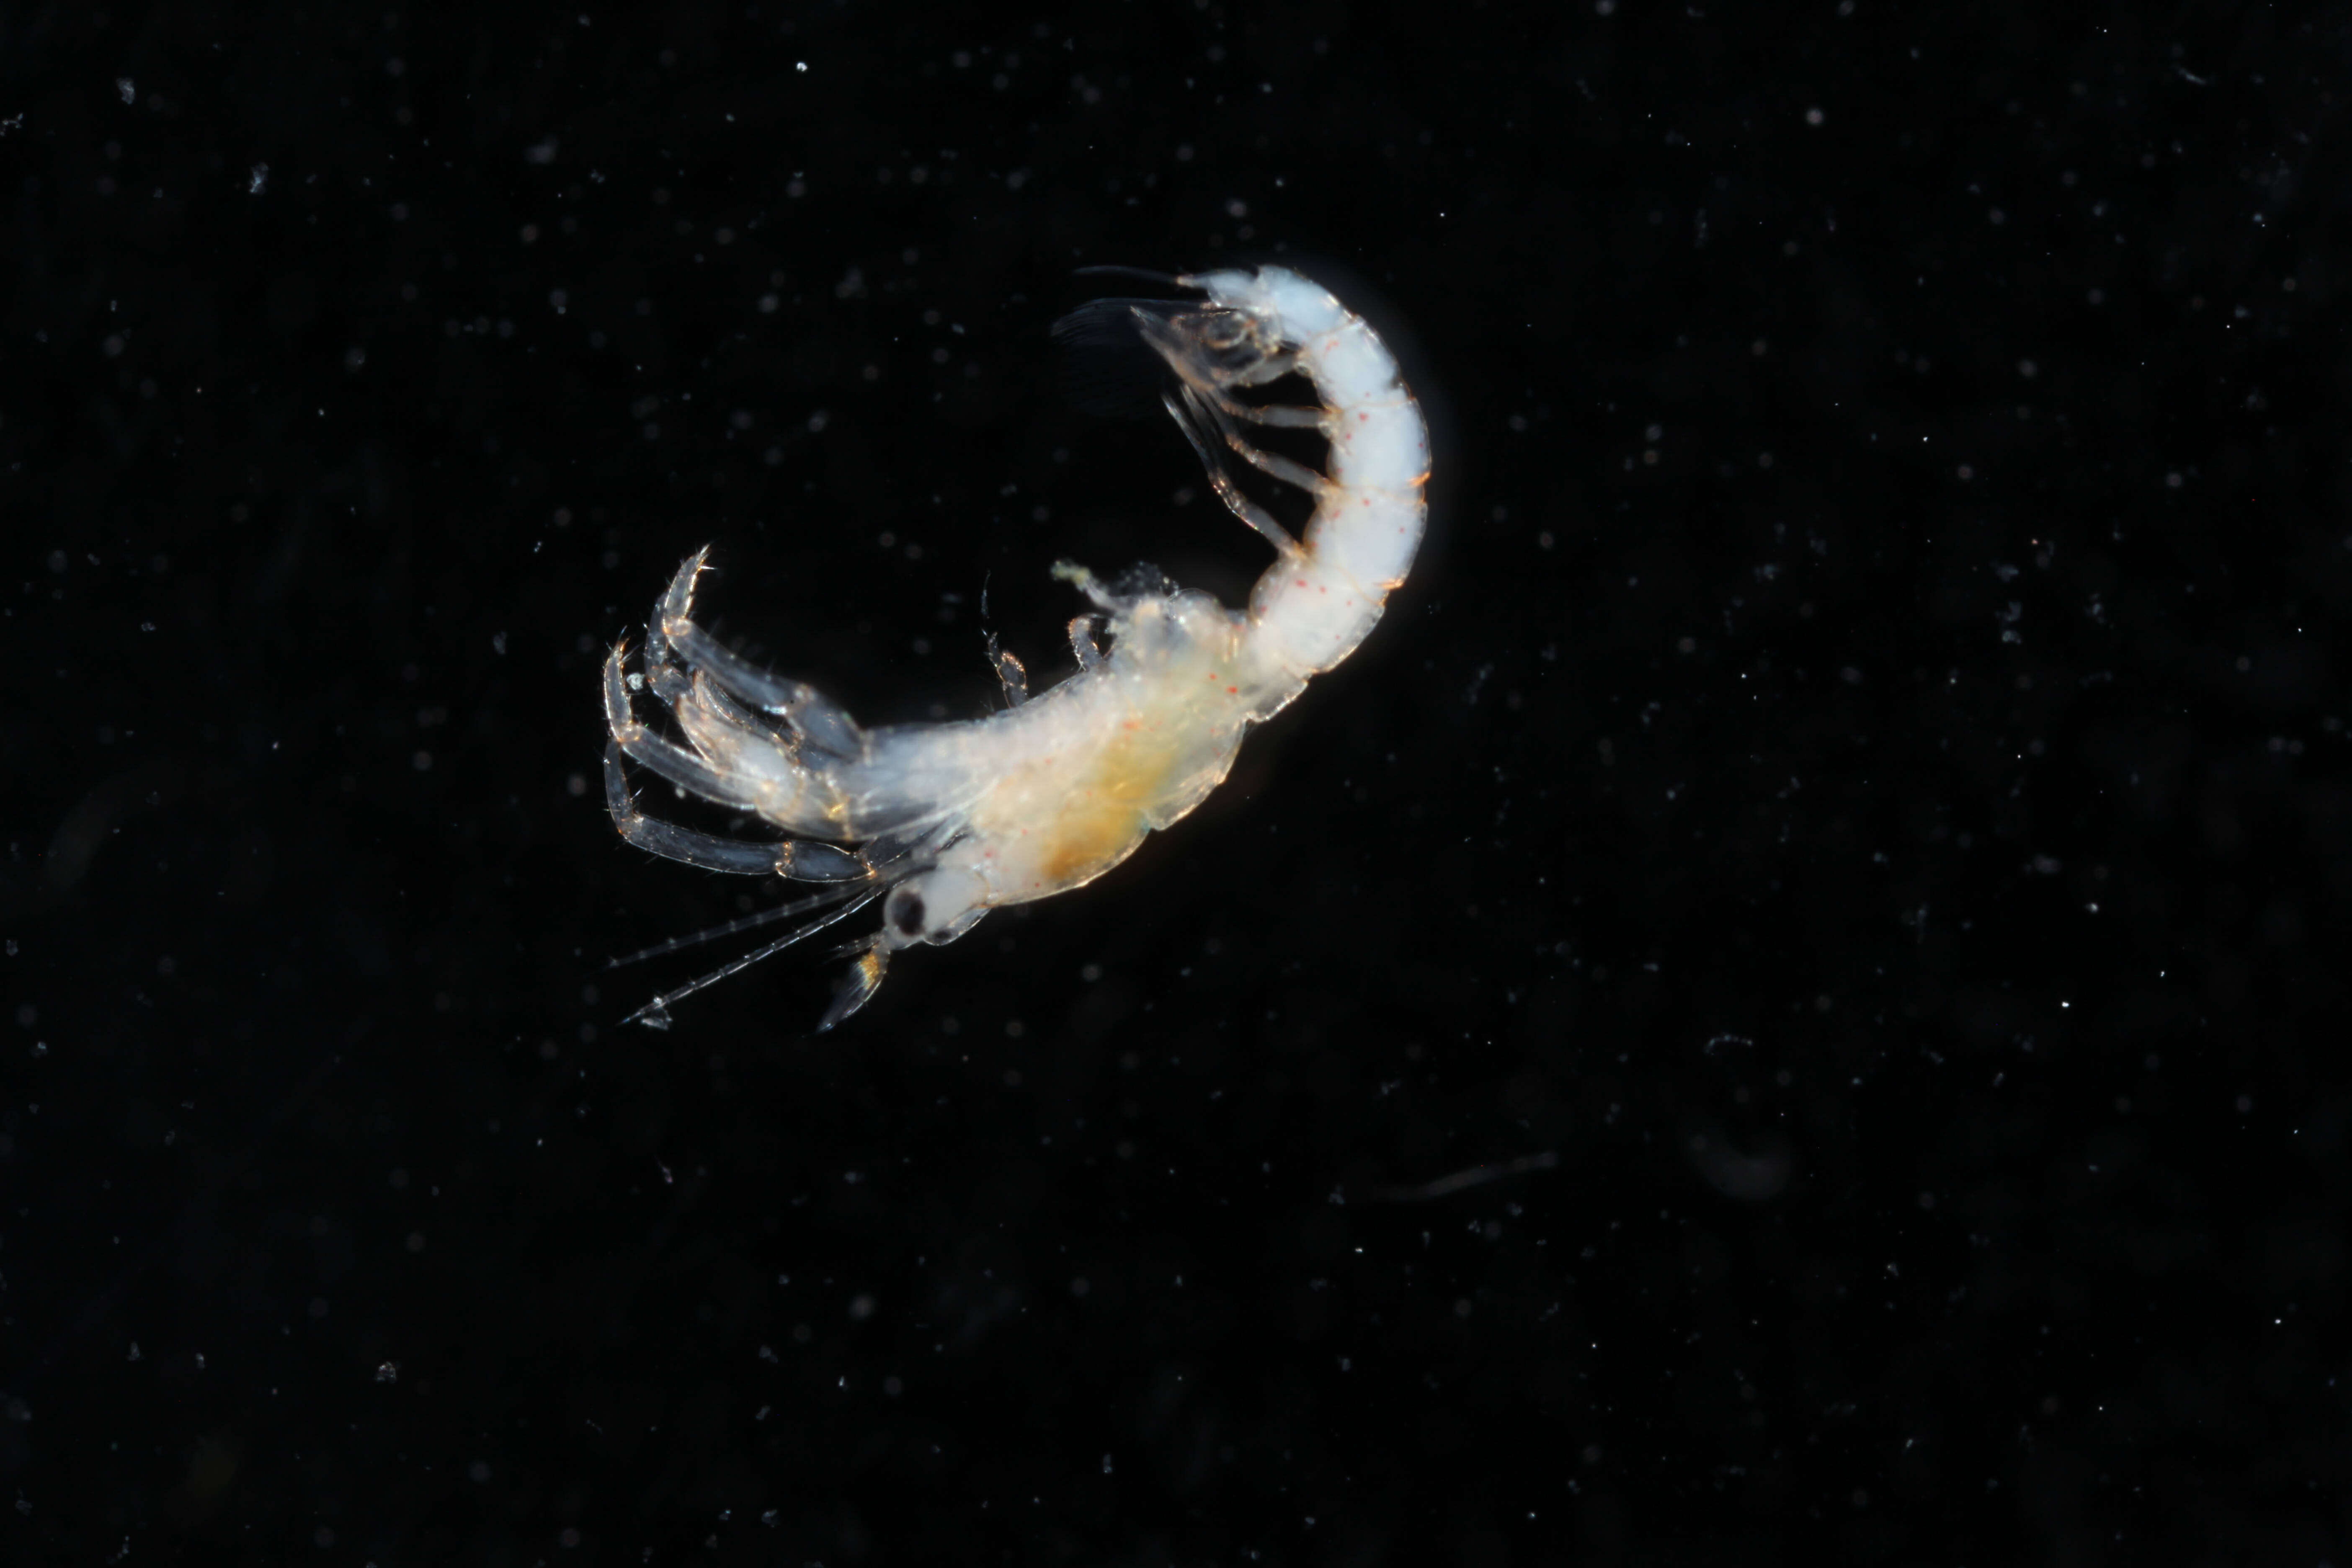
<box><xmin>890</xmin><ymin>891</ymin><xmax>927</xmax><ymax>936</ymax></box>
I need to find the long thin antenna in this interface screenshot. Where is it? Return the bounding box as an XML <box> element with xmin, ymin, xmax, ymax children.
<box><xmin>1364</xmin><ymin>1151</ymin><xmax>1560</xmax><ymax>1204</ymax></box>
<box><xmin>623</xmin><ymin>887</ymin><xmax>884</xmax><ymax>1029</ymax></box>
<box><xmin>606</xmin><ymin>880</ymin><xmax>874</xmax><ymax>970</ymax></box>
<box><xmin>1072</xmin><ymin>264</ymin><xmax>1194</xmax><ymax>288</ymax></box>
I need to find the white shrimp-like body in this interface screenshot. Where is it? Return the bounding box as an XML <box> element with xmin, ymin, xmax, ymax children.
<box><xmin>603</xmin><ymin>265</ymin><xmax>1428</xmax><ymax>1028</ymax></box>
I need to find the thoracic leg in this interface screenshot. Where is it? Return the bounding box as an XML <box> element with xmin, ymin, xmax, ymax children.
<box><xmin>1215</xmin><ymin>399</ymin><xmax>1325</xmax><ymax>429</ymax></box>
<box><xmin>687</xmin><ymin>670</ymin><xmax>793</xmax><ymax>745</ymax></box>
<box><xmin>986</xmin><ymin>634</ymin><xmax>1029</xmax><ymax>706</ymax></box>
<box><xmin>1068</xmin><ymin>614</ymin><xmax>1104</xmax><ymax>671</ymax></box>
<box><xmin>640</xmin><ymin>548</ymin><xmax>710</xmax><ymax>703</ymax></box>
<box><xmin>605</xmin><ymin>642</ymin><xmax>763</xmax><ymax>808</ymax></box>
<box><xmin>605</xmin><ymin>740</ymin><xmax>869</xmax><ymax>880</ymax></box>
<box><xmin>662</xmin><ymin>619</ymin><xmax>867</xmax><ymax>760</ymax></box>
<box><xmin>605</xmin><ymin>741</ymin><xmax>784</xmax><ymax>874</ymax></box>
<box><xmin>1187</xmin><ymin>384</ymin><xmax>1332</xmax><ymax>497</ymax></box>
<box><xmin>1164</xmin><ymin>388</ymin><xmax>1300</xmax><ymax>556</ymax></box>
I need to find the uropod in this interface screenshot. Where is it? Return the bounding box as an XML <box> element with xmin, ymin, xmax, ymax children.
<box><xmin>603</xmin><ymin>264</ymin><xmax>1430</xmax><ymax>1029</ymax></box>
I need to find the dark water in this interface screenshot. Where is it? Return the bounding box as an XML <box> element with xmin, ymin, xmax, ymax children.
<box><xmin>6</xmin><ymin>3</ymin><xmax>2346</xmax><ymax>1562</ymax></box>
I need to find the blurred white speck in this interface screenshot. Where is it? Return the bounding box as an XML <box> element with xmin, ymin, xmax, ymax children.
<box><xmin>117</xmin><ymin>78</ymin><xmax>136</xmax><ymax>105</ymax></box>
<box><xmin>248</xmin><ymin>163</ymin><xmax>268</xmax><ymax>195</ymax></box>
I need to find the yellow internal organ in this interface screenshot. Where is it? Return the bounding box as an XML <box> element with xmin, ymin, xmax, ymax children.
<box><xmin>986</xmin><ymin>715</ymin><xmax>1191</xmax><ymax>895</ymax></box>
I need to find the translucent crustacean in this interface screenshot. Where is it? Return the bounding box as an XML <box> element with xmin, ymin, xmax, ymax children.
<box><xmin>603</xmin><ymin>264</ymin><xmax>1429</xmax><ymax>1029</ymax></box>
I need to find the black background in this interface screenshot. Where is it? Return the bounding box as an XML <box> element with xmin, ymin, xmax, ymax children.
<box><xmin>5</xmin><ymin>1</ymin><xmax>2349</xmax><ymax>1562</ymax></box>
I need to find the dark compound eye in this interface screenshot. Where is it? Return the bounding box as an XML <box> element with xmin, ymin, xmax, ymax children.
<box><xmin>892</xmin><ymin>892</ymin><xmax>927</xmax><ymax>936</ymax></box>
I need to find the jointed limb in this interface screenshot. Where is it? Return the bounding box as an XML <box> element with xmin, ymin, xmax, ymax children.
<box><xmin>663</xmin><ymin>619</ymin><xmax>867</xmax><ymax>759</ymax></box>
<box><xmin>1068</xmin><ymin>614</ymin><xmax>1105</xmax><ymax>671</ymax></box>
<box><xmin>606</xmin><ymin>741</ymin><xmax>783</xmax><ymax>874</ymax></box>
<box><xmin>987</xmin><ymin>634</ymin><xmax>1029</xmax><ymax>706</ymax></box>
<box><xmin>606</xmin><ymin>740</ymin><xmax>869</xmax><ymax>882</ymax></box>
<box><xmin>1164</xmin><ymin>388</ymin><xmax>1301</xmax><ymax>556</ymax></box>
<box><xmin>1185</xmin><ymin>383</ymin><xmax>1334</xmax><ymax>498</ymax></box>
<box><xmin>605</xmin><ymin>643</ymin><xmax>763</xmax><ymax>807</ymax></box>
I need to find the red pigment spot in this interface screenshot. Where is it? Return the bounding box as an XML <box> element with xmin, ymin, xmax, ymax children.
<box><xmin>1226</xmin><ymin>685</ymin><xmax>1238</xmax><ymax>694</ymax></box>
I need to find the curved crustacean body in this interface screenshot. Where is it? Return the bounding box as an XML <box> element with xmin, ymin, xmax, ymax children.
<box><xmin>603</xmin><ymin>264</ymin><xmax>1429</xmax><ymax>1029</ymax></box>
